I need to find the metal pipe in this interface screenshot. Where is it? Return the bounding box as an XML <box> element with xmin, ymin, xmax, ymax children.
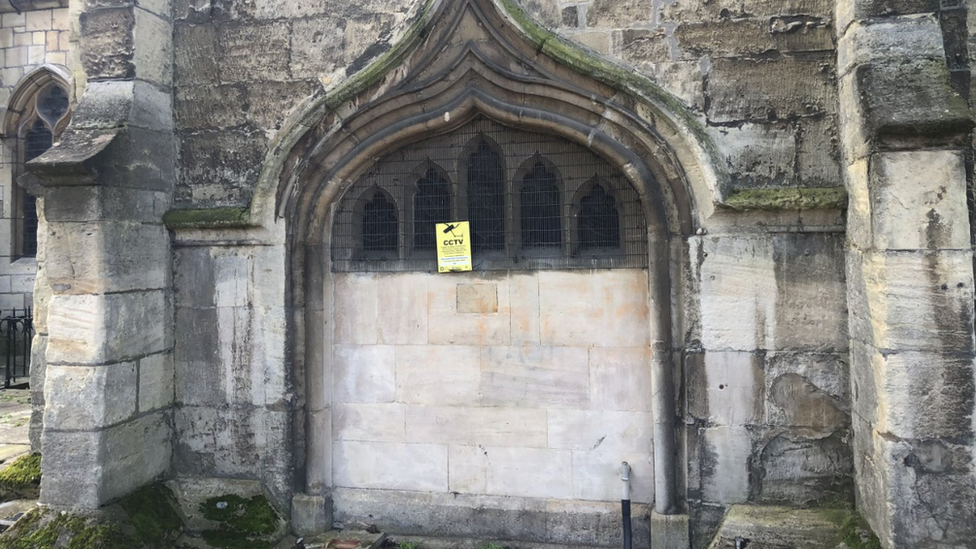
<box><xmin>621</xmin><ymin>462</ymin><xmax>632</xmax><ymax>549</ymax></box>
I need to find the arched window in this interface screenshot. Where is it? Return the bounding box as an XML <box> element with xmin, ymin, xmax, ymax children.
<box><xmin>519</xmin><ymin>160</ymin><xmax>561</xmax><ymax>248</ymax></box>
<box><xmin>3</xmin><ymin>71</ymin><xmax>72</xmax><ymax>260</ymax></box>
<box><xmin>577</xmin><ymin>181</ymin><xmax>620</xmax><ymax>250</ymax></box>
<box><xmin>465</xmin><ymin>138</ymin><xmax>505</xmax><ymax>252</ymax></box>
<box><xmin>331</xmin><ymin>116</ymin><xmax>647</xmax><ymax>272</ymax></box>
<box><xmin>413</xmin><ymin>166</ymin><xmax>451</xmax><ymax>251</ymax></box>
<box><xmin>362</xmin><ymin>191</ymin><xmax>398</xmax><ymax>253</ymax></box>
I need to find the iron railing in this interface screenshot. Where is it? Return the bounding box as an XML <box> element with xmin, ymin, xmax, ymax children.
<box><xmin>0</xmin><ymin>308</ymin><xmax>33</xmax><ymax>389</ymax></box>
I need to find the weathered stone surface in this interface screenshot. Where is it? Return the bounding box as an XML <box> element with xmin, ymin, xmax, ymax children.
<box><xmin>334</xmin><ymin>403</ymin><xmax>406</xmax><ymax>442</ymax></box>
<box><xmin>290</xmin><ymin>17</ymin><xmax>346</xmax><ymax>79</ymax></box>
<box><xmin>79</xmin><ymin>7</ymin><xmax>135</xmax><ymax>79</ymax></box>
<box><xmin>175</xmin><ymin>85</ymin><xmax>247</xmax><ymax>130</ymax></box>
<box><xmin>44</xmin><ymin>362</ymin><xmax>138</xmax><ymax>430</ymax></box>
<box><xmin>706</xmin><ymin>54</ymin><xmax>836</xmax><ymax>123</ymax></box>
<box><xmin>174</xmin><ymin>23</ymin><xmax>218</xmax><ymax>86</ymax></box>
<box><xmin>710</xmin><ymin>122</ymin><xmax>796</xmax><ymax>188</ymax></box>
<box><xmin>217</xmin><ymin>21</ymin><xmax>290</xmax><ymax>83</ymax></box>
<box><xmin>178</xmin><ymin>128</ymin><xmax>266</xmax><ymax>205</ymax></box>
<box><xmin>46</xmin><ymin>291</ymin><xmax>168</xmax><ymax>365</ymax></box>
<box><xmin>869</xmin><ymin>150</ymin><xmax>970</xmax><ymax>250</ymax></box>
<box><xmin>587</xmin><ymin>0</ymin><xmax>654</xmax><ymax>27</ymax></box>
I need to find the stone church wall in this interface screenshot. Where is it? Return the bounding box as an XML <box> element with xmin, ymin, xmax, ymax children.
<box><xmin>0</xmin><ymin>2</ymin><xmax>70</xmax><ymax>314</ymax></box>
<box><xmin>167</xmin><ymin>0</ymin><xmax>853</xmax><ymax>545</ymax></box>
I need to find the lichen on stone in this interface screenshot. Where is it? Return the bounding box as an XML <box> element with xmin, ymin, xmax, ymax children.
<box><xmin>163</xmin><ymin>207</ymin><xmax>252</xmax><ymax>229</ymax></box>
<box><xmin>722</xmin><ymin>187</ymin><xmax>848</xmax><ymax>211</ymax></box>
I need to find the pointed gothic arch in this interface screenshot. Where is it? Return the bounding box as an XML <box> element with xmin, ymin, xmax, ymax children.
<box><xmin>253</xmin><ymin>0</ymin><xmax>731</xmax><ymax>535</ymax></box>
<box><xmin>2</xmin><ymin>65</ymin><xmax>72</xmax><ymax>259</ymax></box>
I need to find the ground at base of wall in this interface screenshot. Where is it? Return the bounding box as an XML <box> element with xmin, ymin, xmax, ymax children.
<box><xmin>706</xmin><ymin>505</ymin><xmax>881</xmax><ymax>549</ymax></box>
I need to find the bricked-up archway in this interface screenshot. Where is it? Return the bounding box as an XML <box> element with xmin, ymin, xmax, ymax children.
<box><xmin>261</xmin><ymin>0</ymin><xmax>727</xmax><ymax>542</ymax></box>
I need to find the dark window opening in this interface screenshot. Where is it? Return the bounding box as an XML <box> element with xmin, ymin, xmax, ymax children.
<box><xmin>21</xmin><ymin>119</ymin><xmax>51</xmax><ymax>258</ymax></box>
<box><xmin>414</xmin><ymin>168</ymin><xmax>451</xmax><ymax>251</ymax></box>
<box><xmin>520</xmin><ymin>161</ymin><xmax>561</xmax><ymax>248</ymax></box>
<box><xmin>37</xmin><ymin>86</ymin><xmax>69</xmax><ymax>123</ymax></box>
<box><xmin>466</xmin><ymin>139</ymin><xmax>506</xmax><ymax>252</ymax></box>
<box><xmin>578</xmin><ymin>183</ymin><xmax>620</xmax><ymax>250</ymax></box>
<box><xmin>362</xmin><ymin>192</ymin><xmax>398</xmax><ymax>253</ymax></box>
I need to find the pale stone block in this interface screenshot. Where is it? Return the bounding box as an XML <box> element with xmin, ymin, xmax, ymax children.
<box><xmin>248</xmin><ymin>306</ymin><xmax>287</xmax><ymax>406</ymax></box>
<box><xmin>700</xmin><ymin>426</ymin><xmax>752</xmax><ymax>504</ymax></box>
<box><xmin>25</xmin><ymin>10</ymin><xmax>51</xmax><ymax>31</ymax></box>
<box><xmin>133</xmin><ymin>9</ymin><xmax>173</xmax><ymax>88</ymax></box>
<box><xmin>377</xmin><ymin>273</ymin><xmax>428</xmax><ymax>345</ymax></box>
<box><xmin>250</xmin><ymin>245</ymin><xmax>286</xmax><ymax>308</ymax></box>
<box><xmin>427</xmin><ymin>311</ymin><xmax>512</xmax><ymax>346</ymax></box>
<box><xmin>333</xmin><ymin>273</ymin><xmax>378</xmax><ymax>345</ymax></box>
<box><xmin>138</xmin><ymin>352</ymin><xmax>173</xmax><ymax>413</ymax></box>
<box><xmin>333</xmin><ymin>345</ymin><xmax>396</xmax><ymax>403</ymax></box>
<box><xmin>449</xmin><ymin>444</ymin><xmax>488</xmax><ymax>493</ymax></box>
<box><xmin>27</xmin><ymin>45</ymin><xmax>44</xmax><ymax>64</ymax></box>
<box><xmin>395</xmin><ymin>345</ymin><xmax>480</xmax><ymax>405</ymax></box>
<box><xmin>856</xmin><ymin>250</ymin><xmax>974</xmax><ymax>352</ymax></box>
<box><xmin>44</xmin><ymin>362</ymin><xmax>137</xmax><ymax>429</ymax></box>
<box><xmin>572</xmin><ymin>448</ymin><xmax>654</xmax><ymax>503</ymax></box>
<box><xmin>333</xmin><ymin>403</ymin><xmax>405</xmax><ymax>443</ymax></box>
<box><xmin>698</xmin><ymin>236</ymin><xmax>776</xmax><ymax>351</ymax></box>
<box><xmin>427</xmin><ymin>275</ymin><xmax>511</xmax><ymax>345</ymax></box>
<box><xmin>457</xmin><ymin>283</ymin><xmax>498</xmax><ymax>314</ymax></box>
<box><xmin>509</xmin><ymin>273</ymin><xmax>541</xmax><ymax>345</ymax></box>
<box><xmin>214</xmin><ymin>252</ymin><xmax>249</xmax><ymax>308</ymax></box>
<box><xmin>871</xmin><ymin>150</ymin><xmax>971</xmax><ymax>250</ymax></box>
<box><xmin>334</xmin><ymin>441</ymin><xmax>448</xmax><ymax>492</ymax></box>
<box><xmin>548</xmin><ymin>410</ymin><xmax>653</xmax><ymax>454</ymax></box>
<box><xmin>481</xmin><ymin>346</ymin><xmax>589</xmax><ymax>408</ymax></box>
<box><xmin>538</xmin><ymin>270</ymin><xmax>649</xmax><ymax>347</ymax></box>
<box><xmin>702</xmin><ymin>351</ymin><xmax>762</xmax><ymax>426</ymax></box>
<box><xmin>483</xmin><ymin>447</ymin><xmax>573</xmax><ymax>499</ymax></box>
<box><xmin>406</xmin><ymin>405</ymin><xmax>547</xmax><ymax>448</ymax></box>
<box><xmin>589</xmin><ymin>347</ymin><xmax>652</xmax><ymax>412</ymax></box>
<box><xmin>47</xmin><ymin>291</ymin><xmax>168</xmax><ymax>365</ymax></box>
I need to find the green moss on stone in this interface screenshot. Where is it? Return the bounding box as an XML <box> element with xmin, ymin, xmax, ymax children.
<box><xmin>119</xmin><ymin>484</ymin><xmax>184</xmax><ymax>545</ymax></box>
<box><xmin>0</xmin><ymin>454</ymin><xmax>40</xmax><ymax>486</ymax></box>
<box><xmin>837</xmin><ymin>510</ymin><xmax>882</xmax><ymax>549</ymax></box>
<box><xmin>199</xmin><ymin>494</ymin><xmax>279</xmax><ymax>549</ymax></box>
<box><xmin>0</xmin><ymin>508</ymin><xmax>134</xmax><ymax>549</ymax></box>
<box><xmin>722</xmin><ymin>187</ymin><xmax>848</xmax><ymax>211</ymax></box>
<box><xmin>0</xmin><ymin>454</ymin><xmax>41</xmax><ymax>501</ymax></box>
<box><xmin>163</xmin><ymin>207</ymin><xmax>251</xmax><ymax>230</ymax></box>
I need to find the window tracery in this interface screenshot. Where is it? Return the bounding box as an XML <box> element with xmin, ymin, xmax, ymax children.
<box><xmin>331</xmin><ymin>117</ymin><xmax>647</xmax><ymax>272</ymax></box>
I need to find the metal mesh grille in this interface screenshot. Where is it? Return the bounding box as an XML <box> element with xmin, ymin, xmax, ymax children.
<box><xmin>332</xmin><ymin>116</ymin><xmax>648</xmax><ymax>272</ymax></box>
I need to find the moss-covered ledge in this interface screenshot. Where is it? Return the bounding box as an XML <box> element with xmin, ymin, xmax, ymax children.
<box><xmin>721</xmin><ymin>187</ymin><xmax>848</xmax><ymax>212</ymax></box>
<box><xmin>163</xmin><ymin>207</ymin><xmax>252</xmax><ymax>230</ymax></box>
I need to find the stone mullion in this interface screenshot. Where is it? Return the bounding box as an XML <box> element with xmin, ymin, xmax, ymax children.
<box><xmin>837</xmin><ymin>3</ymin><xmax>976</xmax><ymax>547</ymax></box>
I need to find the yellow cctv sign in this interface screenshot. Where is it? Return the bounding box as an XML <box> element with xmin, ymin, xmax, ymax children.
<box><xmin>436</xmin><ymin>222</ymin><xmax>472</xmax><ymax>273</ymax></box>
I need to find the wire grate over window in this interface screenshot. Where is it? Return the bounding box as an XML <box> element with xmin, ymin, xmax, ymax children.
<box><xmin>331</xmin><ymin>116</ymin><xmax>649</xmax><ymax>272</ymax></box>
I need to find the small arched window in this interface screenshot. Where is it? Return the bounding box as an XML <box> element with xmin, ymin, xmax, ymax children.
<box><xmin>3</xmin><ymin>73</ymin><xmax>72</xmax><ymax>260</ymax></box>
<box><xmin>519</xmin><ymin>161</ymin><xmax>561</xmax><ymax>248</ymax></box>
<box><xmin>578</xmin><ymin>182</ymin><xmax>620</xmax><ymax>250</ymax></box>
<box><xmin>362</xmin><ymin>191</ymin><xmax>398</xmax><ymax>253</ymax></box>
<box><xmin>465</xmin><ymin>138</ymin><xmax>506</xmax><ymax>252</ymax></box>
<box><xmin>413</xmin><ymin>166</ymin><xmax>451</xmax><ymax>251</ymax></box>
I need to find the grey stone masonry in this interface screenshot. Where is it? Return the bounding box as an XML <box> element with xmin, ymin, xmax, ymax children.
<box><xmin>22</xmin><ymin>0</ymin><xmax>177</xmax><ymax>509</ymax></box>
<box><xmin>836</xmin><ymin>2</ymin><xmax>976</xmax><ymax>547</ymax></box>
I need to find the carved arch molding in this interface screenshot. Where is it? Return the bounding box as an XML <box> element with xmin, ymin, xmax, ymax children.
<box><xmin>272</xmin><ymin>0</ymin><xmax>718</xmax><ymax>522</ymax></box>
